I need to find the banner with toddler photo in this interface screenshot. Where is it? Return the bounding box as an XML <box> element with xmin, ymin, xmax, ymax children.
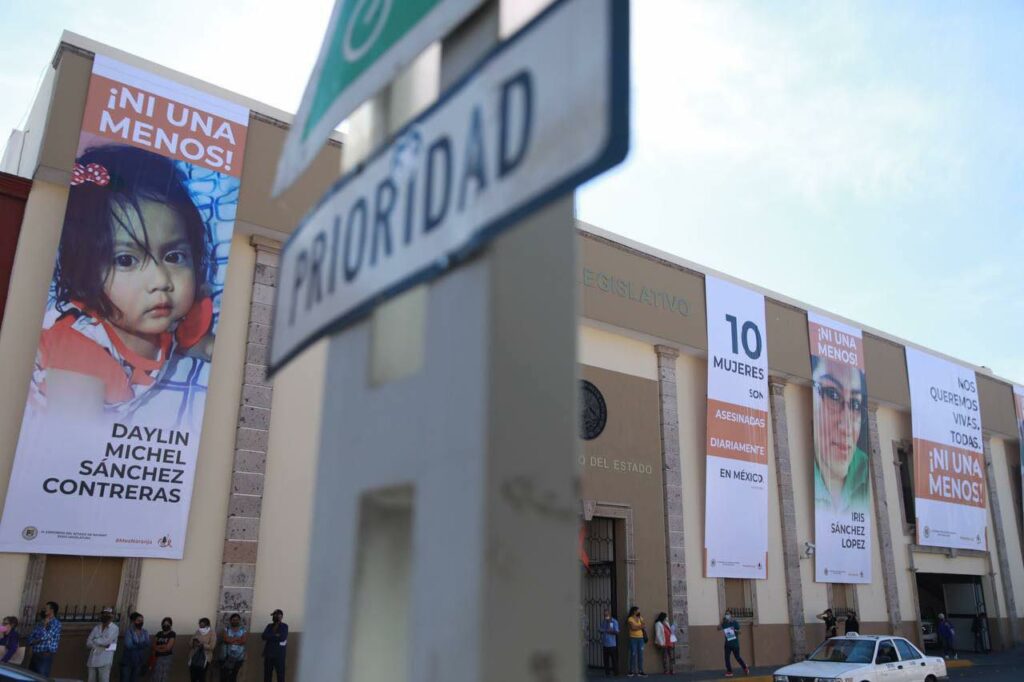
<box><xmin>906</xmin><ymin>348</ymin><xmax>987</xmax><ymax>551</ymax></box>
<box><xmin>0</xmin><ymin>55</ymin><xmax>249</xmax><ymax>558</ymax></box>
<box><xmin>807</xmin><ymin>313</ymin><xmax>871</xmax><ymax>584</ymax></box>
<box><xmin>704</xmin><ymin>276</ymin><xmax>769</xmax><ymax>579</ymax></box>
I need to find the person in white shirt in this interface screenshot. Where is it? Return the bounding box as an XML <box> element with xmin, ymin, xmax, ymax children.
<box><xmin>85</xmin><ymin>607</ymin><xmax>120</xmax><ymax>682</ymax></box>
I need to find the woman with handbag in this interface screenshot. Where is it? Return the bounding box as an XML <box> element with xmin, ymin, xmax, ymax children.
<box><xmin>219</xmin><ymin>613</ymin><xmax>247</xmax><ymax>682</ymax></box>
<box><xmin>626</xmin><ymin>606</ymin><xmax>647</xmax><ymax>677</ymax></box>
<box><xmin>188</xmin><ymin>618</ymin><xmax>216</xmax><ymax>682</ymax></box>
<box><xmin>653</xmin><ymin>612</ymin><xmax>677</xmax><ymax>674</ymax></box>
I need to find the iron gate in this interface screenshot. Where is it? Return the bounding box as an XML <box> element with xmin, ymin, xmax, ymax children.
<box><xmin>582</xmin><ymin>517</ymin><xmax>617</xmax><ymax>669</ymax></box>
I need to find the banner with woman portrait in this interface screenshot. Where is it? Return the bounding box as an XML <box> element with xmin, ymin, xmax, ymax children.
<box><xmin>704</xmin><ymin>276</ymin><xmax>769</xmax><ymax>579</ymax></box>
<box><xmin>905</xmin><ymin>348</ymin><xmax>987</xmax><ymax>550</ymax></box>
<box><xmin>807</xmin><ymin>313</ymin><xmax>871</xmax><ymax>584</ymax></box>
<box><xmin>0</xmin><ymin>55</ymin><xmax>249</xmax><ymax>558</ymax></box>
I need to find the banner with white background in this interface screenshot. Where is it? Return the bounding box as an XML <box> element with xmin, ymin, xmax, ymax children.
<box><xmin>704</xmin><ymin>276</ymin><xmax>769</xmax><ymax>579</ymax></box>
<box><xmin>906</xmin><ymin>348</ymin><xmax>987</xmax><ymax>551</ymax></box>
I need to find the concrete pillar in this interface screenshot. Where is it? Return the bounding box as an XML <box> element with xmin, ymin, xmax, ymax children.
<box><xmin>767</xmin><ymin>376</ymin><xmax>808</xmax><ymax>660</ymax></box>
<box><xmin>216</xmin><ymin>235</ymin><xmax>281</xmax><ymax>628</ymax></box>
<box><xmin>982</xmin><ymin>435</ymin><xmax>1021</xmax><ymax>646</ymax></box>
<box><xmin>654</xmin><ymin>344</ymin><xmax>690</xmax><ymax>668</ymax></box>
<box><xmin>17</xmin><ymin>554</ymin><xmax>45</xmax><ymax>630</ymax></box>
<box><xmin>866</xmin><ymin>403</ymin><xmax>902</xmax><ymax>634</ymax></box>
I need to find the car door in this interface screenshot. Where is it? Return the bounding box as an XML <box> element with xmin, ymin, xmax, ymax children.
<box><xmin>874</xmin><ymin>639</ymin><xmax>905</xmax><ymax>681</ymax></box>
<box><xmin>893</xmin><ymin>638</ymin><xmax>929</xmax><ymax>681</ymax></box>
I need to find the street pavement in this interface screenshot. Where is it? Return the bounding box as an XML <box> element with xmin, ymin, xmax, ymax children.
<box><xmin>585</xmin><ymin>647</ymin><xmax>1024</xmax><ymax>681</ymax></box>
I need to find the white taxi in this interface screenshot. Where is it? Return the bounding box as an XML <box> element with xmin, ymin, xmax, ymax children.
<box><xmin>773</xmin><ymin>634</ymin><xmax>948</xmax><ymax>682</ymax></box>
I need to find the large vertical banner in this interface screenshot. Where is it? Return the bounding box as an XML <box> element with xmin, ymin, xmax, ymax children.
<box><xmin>1014</xmin><ymin>386</ymin><xmax>1024</xmax><ymax>530</ymax></box>
<box><xmin>807</xmin><ymin>313</ymin><xmax>871</xmax><ymax>583</ymax></box>
<box><xmin>0</xmin><ymin>56</ymin><xmax>249</xmax><ymax>558</ymax></box>
<box><xmin>704</xmin><ymin>276</ymin><xmax>769</xmax><ymax>579</ymax></box>
<box><xmin>905</xmin><ymin>348</ymin><xmax>987</xmax><ymax>550</ymax></box>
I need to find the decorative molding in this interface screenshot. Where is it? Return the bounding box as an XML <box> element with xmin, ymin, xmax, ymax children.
<box><xmin>654</xmin><ymin>344</ymin><xmax>690</xmax><ymax>669</ymax></box>
<box><xmin>114</xmin><ymin>558</ymin><xmax>142</xmax><ymax>630</ymax></box>
<box><xmin>767</xmin><ymin>375</ymin><xmax>807</xmax><ymax>661</ymax></box>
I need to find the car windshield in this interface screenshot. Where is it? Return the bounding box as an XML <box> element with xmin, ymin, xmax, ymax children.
<box><xmin>807</xmin><ymin>639</ymin><xmax>876</xmax><ymax>664</ymax></box>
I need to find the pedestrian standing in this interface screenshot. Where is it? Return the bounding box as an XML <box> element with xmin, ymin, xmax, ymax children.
<box><xmin>816</xmin><ymin>608</ymin><xmax>838</xmax><ymax>640</ymax></box>
<box><xmin>121</xmin><ymin>612</ymin><xmax>150</xmax><ymax>682</ymax></box>
<box><xmin>188</xmin><ymin>618</ymin><xmax>216</xmax><ymax>682</ymax></box>
<box><xmin>27</xmin><ymin>601</ymin><xmax>62</xmax><ymax>677</ymax></box>
<box><xmin>261</xmin><ymin>609</ymin><xmax>288</xmax><ymax>682</ymax></box>
<box><xmin>152</xmin><ymin>617</ymin><xmax>176</xmax><ymax>681</ymax></box>
<box><xmin>85</xmin><ymin>607</ymin><xmax>119</xmax><ymax>682</ymax></box>
<box><xmin>844</xmin><ymin>610</ymin><xmax>860</xmax><ymax>635</ymax></box>
<box><xmin>0</xmin><ymin>616</ymin><xmax>24</xmax><ymax>665</ymax></box>
<box><xmin>653</xmin><ymin>612</ymin><xmax>677</xmax><ymax>674</ymax></box>
<box><xmin>598</xmin><ymin>609</ymin><xmax>620</xmax><ymax>677</ymax></box>
<box><xmin>970</xmin><ymin>612</ymin><xmax>988</xmax><ymax>653</ymax></box>
<box><xmin>220</xmin><ymin>613</ymin><xmax>248</xmax><ymax>682</ymax></box>
<box><xmin>937</xmin><ymin>614</ymin><xmax>957</xmax><ymax>660</ymax></box>
<box><xmin>626</xmin><ymin>606</ymin><xmax>647</xmax><ymax>678</ymax></box>
<box><xmin>719</xmin><ymin>610</ymin><xmax>748</xmax><ymax>678</ymax></box>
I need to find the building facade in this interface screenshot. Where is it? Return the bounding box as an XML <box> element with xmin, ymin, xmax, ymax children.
<box><xmin>0</xmin><ymin>23</ymin><xmax>1022</xmax><ymax>682</ymax></box>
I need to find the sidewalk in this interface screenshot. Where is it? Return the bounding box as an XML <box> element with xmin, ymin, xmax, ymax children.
<box><xmin>585</xmin><ymin>647</ymin><xmax>1024</xmax><ymax>682</ymax></box>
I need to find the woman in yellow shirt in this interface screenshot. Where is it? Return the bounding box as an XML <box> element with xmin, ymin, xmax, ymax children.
<box><xmin>626</xmin><ymin>606</ymin><xmax>647</xmax><ymax>677</ymax></box>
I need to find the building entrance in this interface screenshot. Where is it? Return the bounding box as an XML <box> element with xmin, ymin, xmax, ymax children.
<box><xmin>581</xmin><ymin>517</ymin><xmax>617</xmax><ymax>669</ymax></box>
<box><xmin>915</xmin><ymin>573</ymin><xmax>990</xmax><ymax>654</ymax></box>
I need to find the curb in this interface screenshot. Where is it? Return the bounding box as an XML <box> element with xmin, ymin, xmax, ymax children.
<box><xmin>946</xmin><ymin>659</ymin><xmax>973</xmax><ymax>668</ymax></box>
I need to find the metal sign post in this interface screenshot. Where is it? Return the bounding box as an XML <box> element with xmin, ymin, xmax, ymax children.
<box><xmin>283</xmin><ymin>1</ymin><xmax>629</xmax><ymax>680</ymax></box>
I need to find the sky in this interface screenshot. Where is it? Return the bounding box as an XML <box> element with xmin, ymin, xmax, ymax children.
<box><xmin>1</xmin><ymin>0</ymin><xmax>1022</xmax><ymax>384</ymax></box>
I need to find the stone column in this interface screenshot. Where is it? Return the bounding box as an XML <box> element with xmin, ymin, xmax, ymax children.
<box><xmin>866</xmin><ymin>403</ymin><xmax>901</xmax><ymax>634</ymax></box>
<box><xmin>114</xmin><ymin>558</ymin><xmax>142</xmax><ymax>629</ymax></box>
<box><xmin>982</xmin><ymin>436</ymin><xmax>1021</xmax><ymax>646</ymax></box>
<box><xmin>767</xmin><ymin>376</ymin><xmax>807</xmax><ymax>660</ymax></box>
<box><xmin>18</xmin><ymin>554</ymin><xmax>46</xmax><ymax>630</ymax></box>
<box><xmin>654</xmin><ymin>345</ymin><xmax>690</xmax><ymax>668</ymax></box>
<box><xmin>216</xmin><ymin>236</ymin><xmax>280</xmax><ymax>628</ymax></box>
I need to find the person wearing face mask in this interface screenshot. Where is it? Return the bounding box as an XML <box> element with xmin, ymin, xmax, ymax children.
<box><xmin>261</xmin><ymin>609</ymin><xmax>288</xmax><ymax>682</ymax></box>
<box><xmin>220</xmin><ymin>613</ymin><xmax>248</xmax><ymax>682</ymax></box>
<box><xmin>120</xmin><ymin>612</ymin><xmax>150</xmax><ymax>682</ymax></box>
<box><xmin>0</xmin><ymin>616</ymin><xmax>23</xmax><ymax>665</ymax></box>
<box><xmin>152</xmin><ymin>617</ymin><xmax>176</xmax><ymax>682</ymax></box>
<box><xmin>718</xmin><ymin>611</ymin><xmax>748</xmax><ymax>678</ymax></box>
<box><xmin>188</xmin><ymin>618</ymin><xmax>216</xmax><ymax>682</ymax></box>
<box><xmin>85</xmin><ymin>607</ymin><xmax>119</xmax><ymax>682</ymax></box>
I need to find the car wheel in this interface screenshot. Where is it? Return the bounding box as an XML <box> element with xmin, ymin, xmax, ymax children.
<box><xmin>925</xmin><ymin>676</ymin><xmax>937</xmax><ymax>682</ymax></box>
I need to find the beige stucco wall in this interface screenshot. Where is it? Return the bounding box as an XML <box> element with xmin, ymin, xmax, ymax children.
<box><xmin>578</xmin><ymin>324</ymin><xmax>657</xmax><ymax>380</ymax></box>
<box><xmin>251</xmin><ymin>339</ymin><xmax>328</xmax><ymax>627</ymax></box>
<box><xmin>0</xmin><ymin>180</ymin><xmax>70</xmax><ymax>614</ymax></box>
<box><xmin>135</xmin><ymin>234</ymin><xmax>254</xmax><ymax>626</ymax></box>
<box><xmin>989</xmin><ymin>437</ymin><xmax>1024</xmax><ymax>617</ymax></box>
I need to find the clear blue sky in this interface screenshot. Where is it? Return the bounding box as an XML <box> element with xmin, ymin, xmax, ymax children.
<box><xmin>2</xmin><ymin>1</ymin><xmax>1022</xmax><ymax>383</ymax></box>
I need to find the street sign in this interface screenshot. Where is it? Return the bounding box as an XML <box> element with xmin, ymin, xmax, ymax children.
<box><xmin>273</xmin><ymin>0</ymin><xmax>486</xmax><ymax>195</ymax></box>
<box><xmin>269</xmin><ymin>0</ymin><xmax>629</xmax><ymax>375</ymax></box>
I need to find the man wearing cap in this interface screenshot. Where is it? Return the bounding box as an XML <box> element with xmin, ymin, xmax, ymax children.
<box><xmin>261</xmin><ymin>609</ymin><xmax>288</xmax><ymax>682</ymax></box>
<box><xmin>85</xmin><ymin>607</ymin><xmax>119</xmax><ymax>682</ymax></box>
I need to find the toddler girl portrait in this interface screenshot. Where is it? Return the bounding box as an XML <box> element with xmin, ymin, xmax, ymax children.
<box><xmin>29</xmin><ymin>144</ymin><xmax>218</xmax><ymax>421</ymax></box>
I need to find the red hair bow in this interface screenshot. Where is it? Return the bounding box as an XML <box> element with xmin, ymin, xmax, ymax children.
<box><xmin>71</xmin><ymin>162</ymin><xmax>110</xmax><ymax>187</ymax></box>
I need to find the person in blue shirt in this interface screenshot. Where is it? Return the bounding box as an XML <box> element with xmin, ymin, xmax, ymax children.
<box><xmin>598</xmin><ymin>609</ymin><xmax>620</xmax><ymax>676</ymax></box>
<box><xmin>121</xmin><ymin>612</ymin><xmax>151</xmax><ymax>682</ymax></box>
<box><xmin>261</xmin><ymin>609</ymin><xmax>288</xmax><ymax>682</ymax></box>
<box><xmin>27</xmin><ymin>601</ymin><xmax>62</xmax><ymax>677</ymax></box>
